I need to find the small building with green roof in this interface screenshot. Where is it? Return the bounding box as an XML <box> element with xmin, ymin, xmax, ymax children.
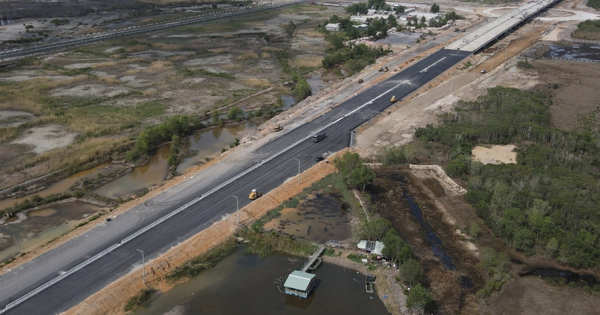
<box><xmin>283</xmin><ymin>270</ymin><xmax>316</xmax><ymax>298</ymax></box>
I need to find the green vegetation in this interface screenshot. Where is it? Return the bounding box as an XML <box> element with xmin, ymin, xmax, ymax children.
<box><xmin>3</xmin><ymin>38</ymin><xmax>44</xmax><ymax>44</ymax></box>
<box><xmin>166</xmin><ymin>237</ymin><xmax>237</xmax><ymax>281</ymax></box>
<box><xmin>586</xmin><ymin>0</ymin><xmax>600</xmax><ymax>10</ymax></box>
<box><xmin>51</xmin><ymin>19</ymin><xmax>70</xmax><ymax>26</ymax></box>
<box><xmin>275</xmin><ymin>50</ymin><xmax>312</xmax><ymax>102</ymax></box>
<box><xmin>576</xmin><ymin>19</ymin><xmax>600</xmax><ymax>32</ymax></box>
<box><xmin>238</xmin><ymin>229</ymin><xmax>317</xmax><ymax>259</ymax></box>
<box><xmin>123</xmin><ymin>288</ymin><xmax>157</xmax><ymax>312</ymax></box>
<box><xmin>477</xmin><ymin>247</ymin><xmax>511</xmax><ymax>298</ymax></box>
<box><xmin>416</xmin><ymin>87</ymin><xmax>600</xmax><ymax>269</ymax></box>
<box><xmin>406</xmin><ymin>283</ymin><xmax>434</xmax><ymax>311</ymax></box>
<box><xmin>430</xmin><ymin>4</ymin><xmax>440</xmax><ymax>13</ymax></box>
<box><xmin>427</xmin><ymin>11</ymin><xmax>464</xmax><ymax>28</ymax></box>
<box><xmin>517</xmin><ymin>60</ymin><xmax>534</xmax><ymax>69</ymax></box>
<box><xmin>347</xmin><ymin>253</ymin><xmax>368</xmax><ymax>263</ymax></box>
<box><xmin>125</xmin><ymin>115</ymin><xmax>204</xmax><ymax>161</ymax></box>
<box><xmin>376</xmin><ymin>145</ymin><xmax>408</xmax><ymax>165</ymax></box>
<box><xmin>334</xmin><ymin>151</ymin><xmax>376</xmax><ymax>191</ymax></box>
<box><xmin>399</xmin><ymin>259</ymin><xmax>423</xmax><ymax>286</ymax></box>
<box><xmin>226</xmin><ymin>106</ymin><xmax>245</xmax><ymax>121</ymax></box>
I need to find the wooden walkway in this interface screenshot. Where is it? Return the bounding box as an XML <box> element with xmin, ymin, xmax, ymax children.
<box><xmin>301</xmin><ymin>245</ymin><xmax>325</xmax><ymax>272</ymax></box>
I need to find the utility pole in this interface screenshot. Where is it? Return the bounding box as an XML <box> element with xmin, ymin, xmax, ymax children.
<box><xmin>293</xmin><ymin>158</ymin><xmax>300</xmax><ymax>185</ymax></box>
<box><xmin>233</xmin><ymin>195</ymin><xmax>239</xmax><ymax>225</ymax></box>
<box><xmin>137</xmin><ymin>249</ymin><xmax>145</xmax><ymax>285</ymax></box>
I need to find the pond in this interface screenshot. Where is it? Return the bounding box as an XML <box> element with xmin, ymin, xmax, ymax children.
<box><xmin>95</xmin><ymin>121</ymin><xmax>258</xmax><ymax>199</ymax></box>
<box><xmin>263</xmin><ymin>194</ymin><xmax>352</xmax><ymax>243</ymax></box>
<box><xmin>0</xmin><ymin>201</ymin><xmax>102</xmax><ymax>262</ymax></box>
<box><xmin>133</xmin><ymin>246</ymin><xmax>390</xmax><ymax>315</ymax></box>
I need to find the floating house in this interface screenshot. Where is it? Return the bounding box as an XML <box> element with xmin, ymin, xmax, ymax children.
<box><xmin>283</xmin><ymin>270</ymin><xmax>316</xmax><ymax>298</ymax></box>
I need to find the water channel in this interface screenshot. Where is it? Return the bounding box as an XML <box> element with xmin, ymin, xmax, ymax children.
<box><xmin>133</xmin><ymin>246</ymin><xmax>390</xmax><ymax>315</ymax></box>
<box><xmin>403</xmin><ymin>191</ymin><xmax>457</xmax><ymax>270</ymax></box>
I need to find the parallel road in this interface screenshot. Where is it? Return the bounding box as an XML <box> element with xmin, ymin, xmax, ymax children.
<box><xmin>0</xmin><ymin>48</ymin><xmax>470</xmax><ymax>314</ymax></box>
<box><xmin>0</xmin><ymin>2</ymin><xmax>302</xmax><ymax>62</ymax></box>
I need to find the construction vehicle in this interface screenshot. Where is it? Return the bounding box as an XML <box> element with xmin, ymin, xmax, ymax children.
<box><xmin>390</xmin><ymin>95</ymin><xmax>397</xmax><ymax>103</ymax></box>
<box><xmin>384</xmin><ymin>66</ymin><xmax>389</xmax><ymax>72</ymax></box>
<box><xmin>249</xmin><ymin>189</ymin><xmax>262</xmax><ymax>200</ymax></box>
<box><xmin>480</xmin><ymin>69</ymin><xmax>486</xmax><ymax>74</ymax></box>
<box><xmin>273</xmin><ymin>125</ymin><xmax>282</xmax><ymax>132</ymax></box>
<box><xmin>358</xmin><ymin>78</ymin><xmax>364</xmax><ymax>83</ymax></box>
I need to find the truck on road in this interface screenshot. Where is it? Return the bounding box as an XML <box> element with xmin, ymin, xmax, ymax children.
<box><xmin>312</xmin><ymin>131</ymin><xmax>326</xmax><ymax>143</ymax></box>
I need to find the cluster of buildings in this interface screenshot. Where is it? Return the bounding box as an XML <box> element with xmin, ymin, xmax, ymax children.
<box><xmin>324</xmin><ymin>4</ymin><xmax>442</xmax><ymax>32</ymax></box>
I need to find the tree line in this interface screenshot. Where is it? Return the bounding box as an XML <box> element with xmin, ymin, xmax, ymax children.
<box><xmin>415</xmin><ymin>87</ymin><xmax>600</xmax><ymax>269</ymax></box>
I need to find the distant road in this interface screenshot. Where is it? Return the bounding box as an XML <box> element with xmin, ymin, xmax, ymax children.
<box><xmin>0</xmin><ymin>1</ymin><xmax>304</xmax><ymax>62</ymax></box>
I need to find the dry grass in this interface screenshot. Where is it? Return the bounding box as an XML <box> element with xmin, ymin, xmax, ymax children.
<box><xmin>262</xmin><ymin>47</ymin><xmax>281</xmax><ymax>52</ymax></box>
<box><xmin>144</xmin><ymin>61</ymin><xmax>173</xmax><ymax>74</ymax></box>
<box><xmin>0</xmin><ymin>127</ymin><xmax>19</xmax><ymax>142</ymax></box>
<box><xmin>91</xmin><ymin>61</ymin><xmax>119</xmax><ymax>69</ymax></box>
<box><xmin>53</xmin><ymin>75</ymin><xmax>90</xmax><ymax>87</ymax></box>
<box><xmin>97</xmin><ymin>76</ymin><xmax>120</xmax><ymax>84</ymax></box>
<box><xmin>236</xmin><ymin>51</ymin><xmax>259</xmax><ymax>60</ymax></box>
<box><xmin>125</xmin><ymin>69</ymin><xmax>142</xmax><ymax>75</ymax></box>
<box><xmin>168</xmin><ymin>55</ymin><xmax>188</xmax><ymax>62</ymax></box>
<box><xmin>290</xmin><ymin>56</ymin><xmax>323</xmax><ymax>68</ymax></box>
<box><xmin>152</xmin><ymin>43</ymin><xmax>185</xmax><ymax>51</ymax></box>
<box><xmin>0</xmin><ymin>96</ymin><xmax>44</xmax><ymax>114</ymax></box>
<box><xmin>296</xmin><ymin>29</ymin><xmax>324</xmax><ymax>38</ymax></box>
<box><xmin>126</xmin><ymin>45</ymin><xmax>148</xmax><ymax>53</ymax></box>
<box><xmin>241</xmin><ymin>78</ymin><xmax>270</xmax><ymax>88</ymax></box>
<box><xmin>223</xmin><ymin>64</ymin><xmax>242</xmax><ymax>71</ymax></box>
<box><xmin>208</xmin><ymin>48</ymin><xmax>228</xmax><ymax>54</ymax></box>
<box><xmin>260</xmin><ymin>52</ymin><xmax>271</xmax><ymax>59</ymax></box>
<box><xmin>120</xmin><ymin>58</ymin><xmax>147</xmax><ymax>65</ymax></box>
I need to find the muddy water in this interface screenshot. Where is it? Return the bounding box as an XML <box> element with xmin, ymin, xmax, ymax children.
<box><xmin>96</xmin><ymin>145</ymin><xmax>170</xmax><ymax>199</ymax></box>
<box><xmin>264</xmin><ymin>194</ymin><xmax>352</xmax><ymax>243</ymax></box>
<box><xmin>96</xmin><ymin>122</ymin><xmax>257</xmax><ymax>199</ymax></box>
<box><xmin>307</xmin><ymin>74</ymin><xmax>330</xmax><ymax>94</ymax></box>
<box><xmin>281</xmin><ymin>95</ymin><xmax>296</xmax><ymax>110</ymax></box>
<box><xmin>403</xmin><ymin>192</ymin><xmax>456</xmax><ymax>270</ymax></box>
<box><xmin>176</xmin><ymin>122</ymin><xmax>258</xmax><ymax>174</ymax></box>
<box><xmin>0</xmin><ymin>162</ymin><xmax>113</xmax><ymax>212</ymax></box>
<box><xmin>0</xmin><ymin>201</ymin><xmax>102</xmax><ymax>262</ymax></box>
<box><xmin>545</xmin><ymin>43</ymin><xmax>600</xmax><ymax>61</ymax></box>
<box><xmin>133</xmin><ymin>246</ymin><xmax>389</xmax><ymax>315</ymax></box>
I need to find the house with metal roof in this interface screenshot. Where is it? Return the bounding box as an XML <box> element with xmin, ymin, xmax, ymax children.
<box><xmin>357</xmin><ymin>240</ymin><xmax>385</xmax><ymax>256</ymax></box>
<box><xmin>283</xmin><ymin>270</ymin><xmax>316</xmax><ymax>298</ymax></box>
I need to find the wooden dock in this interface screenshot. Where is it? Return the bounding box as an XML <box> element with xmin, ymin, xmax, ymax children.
<box><xmin>301</xmin><ymin>245</ymin><xmax>325</xmax><ymax>272</ymax></box>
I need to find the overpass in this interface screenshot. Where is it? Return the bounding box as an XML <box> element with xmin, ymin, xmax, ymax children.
<box><xmin>446</xmin><ymin>0</ymin><xmax>562</xmax><ymax>52</ymax></box>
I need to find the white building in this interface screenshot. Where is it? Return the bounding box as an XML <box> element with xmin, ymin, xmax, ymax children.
<box><xmin>325</xmin><ymin>23</ymin><xmax>341</xmax><ymax>32</ymax></box>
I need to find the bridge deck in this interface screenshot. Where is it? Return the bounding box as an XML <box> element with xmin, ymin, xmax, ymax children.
<box><xmin>445</xmin><ymin>0</ymin><xmax>560</xmax><ymax>52</ymax></box>
<box><xmin>302</xmin><ymin>245</ymin><xmax>325</xmax><ymax>272</ymax></box>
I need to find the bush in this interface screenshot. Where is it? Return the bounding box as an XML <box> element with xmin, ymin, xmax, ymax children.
<box><xmin>123</xmin><ymin>288</ymin><xmax>157</xmax><ymax>312</ymax></box>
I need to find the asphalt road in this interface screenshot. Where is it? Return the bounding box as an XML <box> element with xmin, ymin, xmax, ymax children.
<box><xmin>0</xmin><ymin>48</ymin><xmax>470</xmax><ymax>314</ymax></box>
<box><xmin>0</xmin><ymin>2</ymin><xmax>299</xmax><ymax>62</ymax></box>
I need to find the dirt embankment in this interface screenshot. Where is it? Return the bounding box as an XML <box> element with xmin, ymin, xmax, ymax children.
<box><xmin>61</xmin><ymin>155</ymin><xmax>338</xmax><ymax>315</ymax></box>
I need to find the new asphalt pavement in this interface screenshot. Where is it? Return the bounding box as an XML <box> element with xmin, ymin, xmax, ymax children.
<box><xmin>0</xmin><ymin>48</ymin><xmax>470</xmax><ymax>314</ymax></box>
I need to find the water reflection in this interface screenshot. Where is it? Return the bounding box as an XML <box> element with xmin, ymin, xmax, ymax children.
<box><xmin>133</xmin><ymin>246</ymin><xmax>389</xmax><ymax>315</ymax></box>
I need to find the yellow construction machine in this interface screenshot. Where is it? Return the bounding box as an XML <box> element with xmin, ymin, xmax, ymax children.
<box><xmin>273</xmin><ymin>125</ymin><xmax>282</xmax><ymax>132</ymax></box>
<box><xmin>249</xmin><ymin>189</ymin><xmax>262</xmax><ymax>200</ymax></box>
<box><xmin>390</xmin><ymin>95</ymin><xmax>397</xmax><ymax>103</ymax></box>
